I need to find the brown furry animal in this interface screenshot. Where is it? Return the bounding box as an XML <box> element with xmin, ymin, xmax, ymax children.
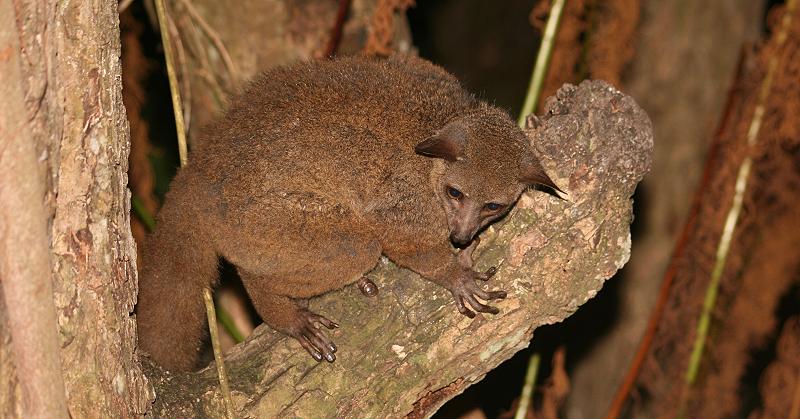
<box><xmin>136</xmin><ymin>54</ymin><xmax>559</xmax><ymax>371</ymax></box>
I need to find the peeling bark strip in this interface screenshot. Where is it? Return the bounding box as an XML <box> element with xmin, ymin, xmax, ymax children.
<box><xmin>146</xmin><ymin>80</ymin><xmax>653</xmax><ymax>418</ymax></box>
<box><xmin>1</xmin><ymin>0</ymin><xmax>151</xmax><ymax>417</ymax></box>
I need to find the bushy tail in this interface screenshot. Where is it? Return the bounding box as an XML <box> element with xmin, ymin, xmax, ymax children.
<box><xmin>136</xmin><ymin>197</ymin><xmax>218</xmax><ymax>372</ymax></box>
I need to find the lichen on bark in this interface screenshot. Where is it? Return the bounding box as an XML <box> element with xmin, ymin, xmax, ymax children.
<box><xmin>145</xmin><ymin>80</ymin><xmax>653</xmax><ymax>418</ymax></box>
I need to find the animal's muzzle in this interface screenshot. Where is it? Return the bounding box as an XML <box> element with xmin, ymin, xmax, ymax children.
<box><xmin>449</xmin><ymin>231</ymin><xmax>473</xmax><ymax>247</ymax></box>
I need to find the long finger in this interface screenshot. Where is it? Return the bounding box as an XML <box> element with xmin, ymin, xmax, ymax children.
<box><xmin>455</xmin><ymin>295</ymin><xmax>476</xmax><ymax>318</ymax></box>
<box><xmin>473</xmin><ymin>287</ymin><xmax>507</xmax><ymax>301</ymax></box>
<box><xmin>464</xmin><ymin>293</ymin><xmax>500</xmax><ymax>314</ymax></box>
<box><xmin>304</xmin><ymin>327</ymin><xmax>336</xmax><ymax>362</ymax></box>
<box><xmin>298</xmin><ymin>335</ymin><xmax>323</xmax><ymax>362</ymax></box>
<box><xmin>306</xmin><ymin>324</ymin><xmax>337</xmax><ymax>354</ymax></box>
<box><xmin>309</xmin><ymin>313</ymin><xmax>339</xmax><ymax>330</ymax></box>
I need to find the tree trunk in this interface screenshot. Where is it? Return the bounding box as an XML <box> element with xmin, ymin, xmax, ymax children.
<box><xmin>0</xmin><ymin>0</ymin><xmax>151</xmax><ymax>417</ymax></box>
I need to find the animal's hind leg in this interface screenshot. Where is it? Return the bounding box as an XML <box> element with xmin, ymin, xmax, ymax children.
<box><xmin>239</xmin><ymin>270</ymin><xmax>339</xmax><ymax>362</ymax></box>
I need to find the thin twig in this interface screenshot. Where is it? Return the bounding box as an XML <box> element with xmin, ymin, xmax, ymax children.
<box><xmin>205</xmin><ymin>288</ymin><xmax>236</xmax><ymax>419</ymax></box>
<box><xmin>167</xmin><ymin>13</ymin><xmax>192</xmax><ymax>133</ymax></box>
<box><xmin>518</xmin><ymin>0</ymin><xmax>567</xmax><ymax>128</ymax></box>
<box><xmin>515</xmin><ymin>353</ymin><xmax>541</xmax><ymax>419</ymax></box>
<box><xmin>154</xmin><ymin>0</ymin><xmax>187</xmax><ymax>166</ymax></box>
<box><xmin>679</xmin><ymin>0</ymin><xmax>796</xmax><ymax>414</ymax></box>
<box><xmin>181</xmin><ymin>14</ymin><xmax>227</xmax><ymax>108</ymax></box>
<box><xmin>195</xmin><ymin>68</ymin><xmax>228</xmax><ymax>110</ymax></box>
<box><xmin>154</xmin><ymin>0</ymin><xmax>234</xmax><ymax>416</ymax></box>
<box><xmin>176</xmin><ymin>0</ymin><xmax>239</xmax><ymax>85</ymax></box>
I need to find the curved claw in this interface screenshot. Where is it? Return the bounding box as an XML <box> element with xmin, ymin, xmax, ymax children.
<box><xmin>302</xmin><ymin>326</ymin><xmax>336</xmax><ymax>362</ymax></box>
<box><xmin>476</xmin><ymin>266</ymin><xmax>498</xmax><ymax>281</ymax></box>
<box><xmin>298</xmin><ymin>335</ymin><xmax>323</xmax><ymax>362</ymax></box>
<box><xmin>308</xmin><ymin>313</ymin><xmax>339</xmax><ymax>330</ymax></box>
<box><xmin>454</xmin><ymin>295</ymin><xmax>476</xmax><ymax>318</ymax></box>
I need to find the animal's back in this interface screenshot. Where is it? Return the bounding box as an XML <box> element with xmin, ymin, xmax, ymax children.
<box><xmin>190</xmin><ymin>55</ymin><xmax>477</xmax><ymax>206</ymax></box>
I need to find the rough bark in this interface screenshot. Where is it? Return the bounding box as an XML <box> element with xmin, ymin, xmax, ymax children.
<box><xmin>143</xmin><ymin>80</ymin><xmax>653</xmax><ymax>418</ymax></box>
<box><xmin>0</xmin><ymin>0</ymin><xmax>151</xmax><ymax>417</ymax></box>
<box><xmin>0</xmin><ymin>2</ymin><xmax>68</xmax><ymax>416</ymax></box>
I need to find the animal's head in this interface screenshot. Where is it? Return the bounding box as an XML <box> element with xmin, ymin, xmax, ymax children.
<box><xmin>415</xmin><ymin>106</ymin><xmax>560</xmax><ymax>247</ymax></box>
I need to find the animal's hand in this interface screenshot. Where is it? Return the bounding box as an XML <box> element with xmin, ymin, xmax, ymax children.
<box><xmin>288</xmin><ymin>309</ymin><xmax>339</xmax><ymax>363</ymax></box>
<box><xmin>385</xmin><ymin>238</ymin><xmax>507</xmax><ymax>317</ymax></box>
<box><xmin>447</xmin><ymin>266</ymin><xmax>506</xmax><ymax>318</ymax></box>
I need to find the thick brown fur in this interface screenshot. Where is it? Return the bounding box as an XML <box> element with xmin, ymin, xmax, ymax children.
<box><xmin>136</xmin><ymin>54</ymin><xmax>559</xmax><ymax>371</ymax></box>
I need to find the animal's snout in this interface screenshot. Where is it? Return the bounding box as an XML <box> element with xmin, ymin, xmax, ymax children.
<box><xmin>449</xmin><ymin>231</ymin><xmax>473</xmax><ymax>247</ymax></box>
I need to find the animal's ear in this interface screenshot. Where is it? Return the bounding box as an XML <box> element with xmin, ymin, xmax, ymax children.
<box><xmin>520</xmin><ymin>158</ymin><xmax>564</xmax><ymax>195</ymax></box>
<box><xmin>414</xmin><ymin>120</ymin><xmax>468</xmax><ymax>162</ymax></box>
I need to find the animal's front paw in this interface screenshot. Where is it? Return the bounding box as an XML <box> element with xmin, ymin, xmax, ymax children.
<box><xmin>288</xmin><ymin>309</ymin><xmax>339</xmax><ymax>362</ymax></box>
<box><xmin>448</xmin><ymin>266</ymin><xmax>506</xmax><ymax>318</ymax></box>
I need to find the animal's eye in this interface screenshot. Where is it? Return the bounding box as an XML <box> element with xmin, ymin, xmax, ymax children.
<box><xmin>485</xmin><ymin>202</ymin><xmax>504</xmax><ymax>211</ymax></box>
<box><xmin>447</xmin><ymin>187</ymin><xmax>463</xmax><ymax>199</ymax></box>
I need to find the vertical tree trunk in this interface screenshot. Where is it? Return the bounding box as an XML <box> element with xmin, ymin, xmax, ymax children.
<box><xmin>0</xmin><ymin>0</ymin><xmax>151</xmax><ymax>416</ymax></box>
<box><xmin>0</xmin><ymin>3</ymin><xmax>68</xmax><ymax>416</ymax></box>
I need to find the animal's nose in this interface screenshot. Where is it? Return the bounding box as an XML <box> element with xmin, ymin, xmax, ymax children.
<box><xmin>449</xmin><ymin>232</ymin><xmax>472</xmax><ymax>247</ymax></box>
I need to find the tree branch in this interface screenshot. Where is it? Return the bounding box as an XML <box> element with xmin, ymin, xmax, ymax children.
<box><xmin>145</xmin><ymin>80</ymin><xmax>653</xmax><ymax>418</ymax></box>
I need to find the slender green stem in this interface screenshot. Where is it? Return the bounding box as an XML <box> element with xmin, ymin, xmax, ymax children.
<box><xmin>511</xmin><ymin>6</ymin><xmax>566</xmax><ymax>415</ymax></box>
<box><xmin>514</xmin><ymin>353</ymin><xmax>541</xmax><ymax>419</ymax></box>
<box><xmin>682</xmin><ymin>0</ymin><xmax>796</xmax><ymax>410</ymax></box>
<box><xmin>216</xmin><ymin>303</ymin><xmax>245</xmax><ymax>343</ymax></box>
<box><xmin>518</xmin><ymin>0</ymin><xmax>567</xmax><ymax>128</ymax></box>
<box><xmin>154</xmin><ymin>0</ymin><xmax>233</xmax><ymax>415</ymax></box>
<box><xmin>131</xmin><ymin>196</ymin><xmax>156</xmax><ymax>232</ymax></box>
<box><xmin>204</xmin><ymin>289</ymin><xmax>235</xmax><ymax>419</ymax></box>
